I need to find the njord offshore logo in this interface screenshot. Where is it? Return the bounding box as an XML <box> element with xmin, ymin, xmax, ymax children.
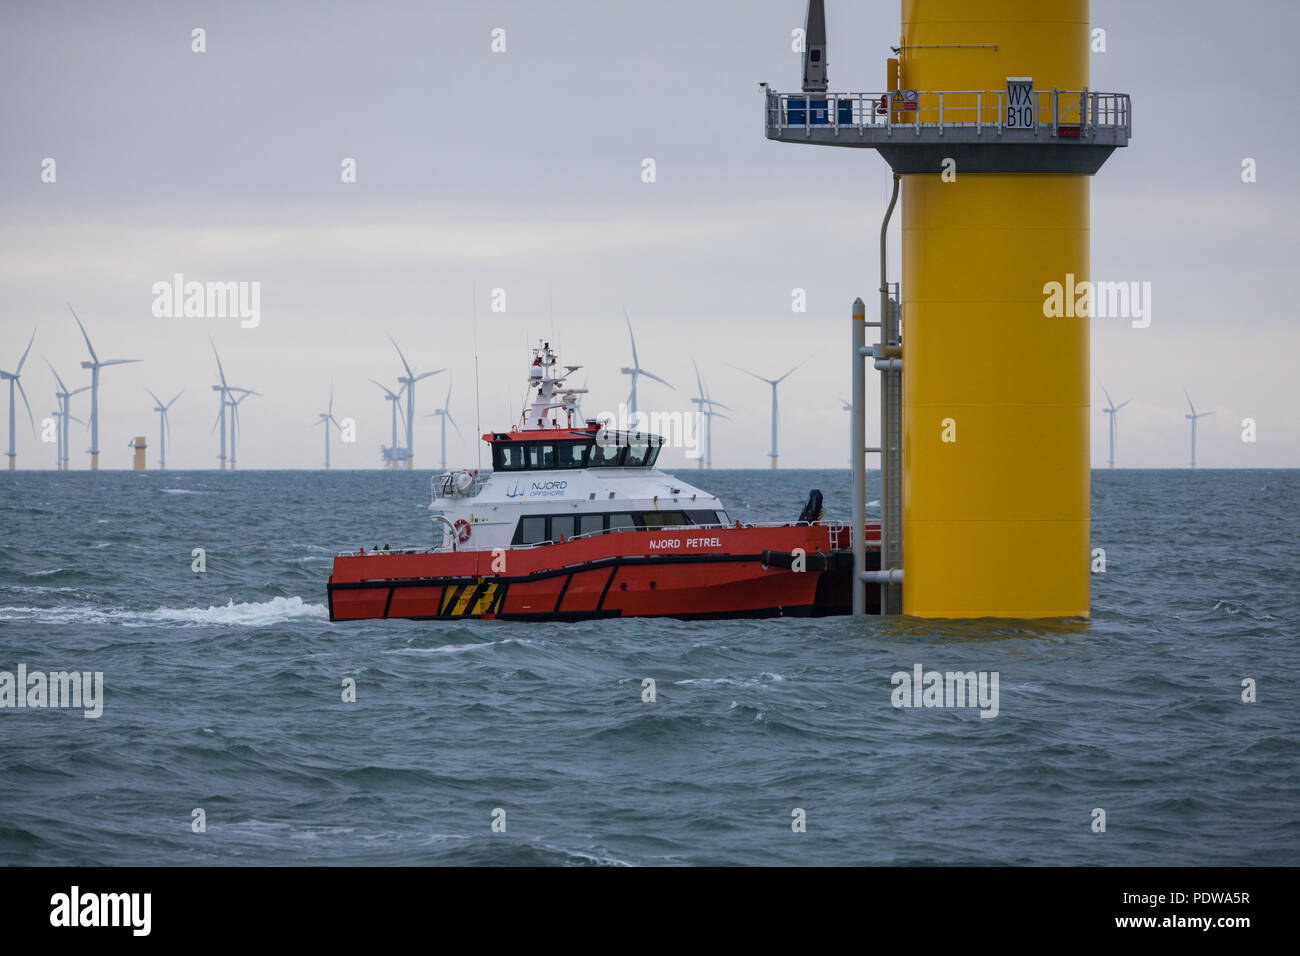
<box><xmin>50</xmin><ymin>886</ymin><xmax>151</xmax><ymax>936</ymax></box>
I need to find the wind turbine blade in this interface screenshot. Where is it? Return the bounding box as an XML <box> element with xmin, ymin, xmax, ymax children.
<box><xmin>1115</xmin><ymin>399</ymin><xmax>1131</xmax><ymax>412</ymax></box>
<box><xmin>623</xmin><ymin>306</ymin><xmax>640</xmax><ymax>367</ymax></box>
<box><xmin>1100</xmin><ymin>384</ymin><xmax>1114</xmax><ymax>409</ymax></box>
<box><xmin>165</xmin><ymin>412</ymin><xmax>172</xmax><ymax>445</ymax></box>
<box><xmin>1183</xmin><ymin>387</ymin><xmax>1196</xmax><ymax>417</ymax></box>
<box><xmin>68</xmin><ymin>304</ymin><xmax>98</xmax><ymax>363</ymax></box>
<box><xmin>388</xmin><ymin>334</ymin><xmax>413</xmax><ymax>378</ymax></box>
<box><xmin>727</xmin><ymin>363</ymin><xmax>772</xmax><ymax>386</ymax></box>
<box><xmin>44</xmin><ymin>357</ymin><xmax>67</xmax><ymax>394</ymax></box>
<box><xmin>144</xmin><ymin>386</ymin><xmax>165</xmax><ymax>407</ymax></box>
<box><xmin>775</xmin><ymin>357</ymin><xmax>810</xmax><ymax>384</ymax></box>
<box><xmin>448</xmin><ymin>414</ymin><xmax>462</xmax><ymax>440</ymax></box>
<box><xmin>328</xmin><ymin>383</ymin><xmax>334</xmax><ymax>417</ymax></box>
<box><xmin>210</xmin><ymin>338</ymin><xmax>229</xmax><ymax>388</ymax></box>
<box><xmin>16</xmin><ymin>329</ymin><xmax>35</xmax><ymax>374</ymax></box>
<box><xmin>68</xmin><ymin>415</ymin><xmax>86</xmax><ymax>426</ymax></box>
<box><xmin>15</xmin><ymin>378</ymin><xmax>34</xmax><ymax>434</ymax></box>
<box><xmin>99</xmin><ymin>358</ymin><xmax>140</xmax><ymax>367</ymax></box>
<box><xmin>638</xmin><ymin>369</ymin><xmax>674</xmax><ymax>389</ymax></box>
<box><xmin>692</xmin><ymin>356</ymin><xmax>705</xmax><ymax>400</ymax></box>
<box><xmin>414</xmin><ymin>368</ymin><xmax>444</xmax><ymax>383</ymax></box>
<box><xmin>211</xmin><ymin>406</ymin><xmax>223</xmax><ymax>435</ymax></box>
<box><xmin>167</xmin><ymin>390</ymin><xmax>182</xmax><ymax>409</ymax></box>
<box><xmin>369</xmin><ymin>378</ymin><xmax>396</xmax><ymax>398</ymax></box>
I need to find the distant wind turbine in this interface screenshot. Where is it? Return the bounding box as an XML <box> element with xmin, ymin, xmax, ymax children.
<box><xmin>1183</xmin><ymin>388</ymin><xmax>1213</xmax><ymax>469</ymax></box>
<box><xmin>372</xmin><ymin>379</ymin><xmax>407</xmax><ymax>469</ymax></box>
<box><xmin>690</xmin><ymin>357</ymin><xmax>729</xmax><ymax>469</ymax></box>
<box><xmin>144</xmin><ymin>387</ymin><xmax>182</xmax><ymax>470</ymax></box>
<box><xmin>390</xmin><ymin>335</ymin><xmax>444</xmax><ymax>470</ymax></box>
<box><xmin>620</xmin><ymin>307</ymin><xmax>673</xmax><ymax>422</ymax></box>
<box><xmin>209</xmin><ymin>340</ymin><xmax>254</xmax><ymax>470</ymax></box>
<box><xmin>2</xmin><ymin>328</ymin><xmax>36</xmax><ymax>471</ymax></box>
<box><xmin>1099</xmin><ymin>384</ymin><xmax>1130</xmax><ymax>470</ymax></box>
<box><xmin>424</xmin><ymin>376</ymin><xmax>462</xmax><ymax>471</ymax></box>
<box><xmin>45</xmin><ymin>360</ymin><xmax>89</xmax><ymax>471</ymax></box>
<box><xmin>70</xmin><ymin>305</ymin><xmax>140</xmax><ymax>470</ymax></box>
<box><xmin>314</xmin><ymin>384</ymin><xmax>343</xmax><ymax>469</ymax></box>
<box><xmin>229</xmin><ymin>388</ymin><xmax>258</xmax><ymax>469</ymax></box>
<box><xmin>730</xmin><ymin>359</ymin><xmax>809</xmax><ymax>469</ymax></box>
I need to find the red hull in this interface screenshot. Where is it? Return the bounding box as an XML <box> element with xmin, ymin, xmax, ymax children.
<box><xmin>328</xmin><ymin>524</ymin><xmax>881</xmax><ymax>621</ymax></box>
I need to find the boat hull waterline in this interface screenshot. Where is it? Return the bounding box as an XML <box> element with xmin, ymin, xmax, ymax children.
<box><xmin>328</xmin><ymin>523</ymin><xmax>881</xmax><ymax>622</ymax></box>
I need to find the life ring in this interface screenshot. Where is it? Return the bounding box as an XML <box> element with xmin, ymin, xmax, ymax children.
<box><xmin>454</xmin><ymin>519</ymin><xmax>471</xmax><ymax>543</ymax></box>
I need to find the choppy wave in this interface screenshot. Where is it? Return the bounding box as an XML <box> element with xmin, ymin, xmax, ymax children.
<box><xmin>0</xmin><ymin>596</ymin><xmax>328</xmax><ymax>627</ymax></box>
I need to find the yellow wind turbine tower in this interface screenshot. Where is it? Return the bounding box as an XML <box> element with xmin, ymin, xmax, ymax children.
<box><xmin>765</xmin><ymin>1</ymin><xmax>1130</xmax><ymax>617</ymax></box>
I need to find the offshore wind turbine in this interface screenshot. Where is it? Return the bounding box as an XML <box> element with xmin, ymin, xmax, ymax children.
<box><xmin>314</xmin><ymin>384</ymin><xmax>343</xmax><ymax>469</ymax></box>
<box><xmin>690</xmin><ymin>357</ymin><xmax>729</xmax><ymax>469</ymax></box>
<box><xmin>46</xmin><ymin>360</ymin><xmax>89</xmax><ymax>470</ymax></box>
<box><xmin>1099</xmin><ymin>384</ymin><xmax>1130</xmax><ymax>470</ymax></box>
<box><xmin>424</xmin><ymin>376</ymin><xmax>462</xmax><ymax>471</ymax></box>
<box><xmin>69</xmin><ymin>305</ymin><xmax>139</xmax><ymax>470</ymax></box>
<box><xmin>228</xmin><ymin>388</ymin><xmax>258</xmax><ymax>469</ymax></box>
<box><xmin>144</xmin><ymin>387</ymin><xmax>182</xmax><ymax>470</ymax></box>
<box><xmin>620</xmin><ymin>307</ymin><xmax>673</xmax><ymax>422</ymax></box>
<box><xmin>372</xmin><ymin>379</ymin><xmax>407</xmax><ymax>469</ymax></box>
<box><xmin>209</xmin><ymin>340</ymin><xmax>254</xmax><ymax>470</ymax></box>
<box><xmin>1184</xmin><ymin>388</ymin><xmax>1213</xmax><ymax>469</ymax></box>
<box><xmin>389</xmin><ymin>335</ymin><xmax>444</xmax><ymax>470</ymax></box>
<box><xmin>2</xmin><ymin>328</ymin><xmax>36</xmax><ymax>470</ymax></box>
<box><xmin>730</xmin><ymin>358</ymin><xmax>808</xmax><ymax>470</ymax></box>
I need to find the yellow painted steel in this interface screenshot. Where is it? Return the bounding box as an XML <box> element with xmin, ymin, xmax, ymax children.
<box><xmin>900</xmin><ymin>0</ymin><xmax>1091</xmax><ymax>617</ymax></box>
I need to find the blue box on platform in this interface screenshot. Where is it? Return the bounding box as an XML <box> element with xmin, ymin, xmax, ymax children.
<box><xmin>786</xmin><ymin>98</ymin><xmax>853</xmax><ymax>125</ymax></box>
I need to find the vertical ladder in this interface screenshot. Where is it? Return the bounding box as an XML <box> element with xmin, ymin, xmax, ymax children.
<box><xmin>881</xmin><ymin>288</ymin><xmax>903</xmax><ymax>614</ymax></box>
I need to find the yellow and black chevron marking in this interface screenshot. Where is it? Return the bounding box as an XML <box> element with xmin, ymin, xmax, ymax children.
<box><xmin>438</xmin><ymin>579</ymin><xmax>506</xmax><ymax>618</ymax></box>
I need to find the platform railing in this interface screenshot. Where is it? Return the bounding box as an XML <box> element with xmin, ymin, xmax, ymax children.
<box><xmin>765</xmin><ymin>88</ymin><xmax>1130</xmax><ymax>138</ymax></box>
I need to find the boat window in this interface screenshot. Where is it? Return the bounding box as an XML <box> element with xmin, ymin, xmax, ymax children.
<box><xmin>607</xmin><ymin>512</ymin><xmax>636</xmax><ymax>531</ymax></box>
<box><xmin>588</xmin><ymin>440</ymin><xmax>623</xmax><ymax>467</ymax></box>
<box><xmin>686</xmin><ymin>509</ymin><xmax>720</xmax><ymax>525</ymax></box>
<box><xmin>526</xmin><ymin>443</ymin><xmax>557</xmax><ymax>470</ymax></box>
<box><xmin>558</xmin><ymin>441</ymin><xmax>589</xmax><ymax>469</ymax></box>
<box><xmin>716</xmin><ymin>510</ymin><xmax>730</xmax><ymax>525</ymax></box>
<box><xmin>624</xmin><ymin>442</ymin><xmax>651</xmax><ymax>467</ymax></box>
<box><xmin>642</xmin><ymin>510</ymin><xmax>687</xmax><ymax>528</ymax></box>
<box><xmin>520</xmin><ymin>516</ymin><xmax>547</xmax><ymax>544</ymax></box>
<box><xmin>644</xmin><ymin>445</ymin><xmax>662</xmax><ymax>467</ymax></box>
<box><xmin>551</xmin><ymin>515</ymin><xmax>575</xmax><ymax>541</ymax></box>
<box><xmin>494</xmin><ymin>443</ymin><xmax>526</xmax><ymax>472</ymax></box>
<box><xmin>577</xmin><ymin>513</ymin><xmax>603</xmax><ymax>536</ymax></box>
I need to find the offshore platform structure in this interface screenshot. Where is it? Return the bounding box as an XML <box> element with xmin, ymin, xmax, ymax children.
<box><xmin>766</xmin><ymin>1</ymin><xmax>1130</xmax><ymax>618</ymax></box>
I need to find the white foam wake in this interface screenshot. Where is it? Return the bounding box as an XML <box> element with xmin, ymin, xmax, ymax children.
<box><xmin>150</xmin><ymin>596</ymin><xmax>328</xmax><ymax>627</ymax></box>
<box><xmin>0</xmin><ymin>596</ymin><xmax>328</xmax><ymax>628</ymax></box>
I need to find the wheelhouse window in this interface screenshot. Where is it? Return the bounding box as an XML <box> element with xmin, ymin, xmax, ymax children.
<box><xmin>642</xmin><ymin>510</ymin><xmax>687</xmax><ymax>528</ymax></box>
<box><xmin>588</xmin><ymin>440</ymin><xmax>623</xmax><ymax>467</ymax></box>
<box><xmin>577</xmin><ymin>513</ymin><xmax>603</xmax><ymax>536</ymax></box>
<box><xmin>526</xmin><ymin>443</ymin><xmax>557</xmax><ymax>470</ymax></box>
<box><xmin>624</xmin><ymin>442</ymin><xmax>652</xmax><ymax>467</ymax></box>
<box><xmin>493</xmin><ymin>443</ymin><xmax>527</xmax><ymax>472</ymax></box>
<box><xmin>686</xmin><ymin>509</ymin><xmax>721</xmax><ymax>526</ymax></box>
<box><xmin>557</xmin><ymin>441</ymin><xmax>589</xmax><ymax>469</ymax></box>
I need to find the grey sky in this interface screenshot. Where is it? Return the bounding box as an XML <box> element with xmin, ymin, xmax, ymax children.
<box><xmin>1</xmin><ymin>0</ymin><xmax>1296</xmax><ymax>470</ymax></box>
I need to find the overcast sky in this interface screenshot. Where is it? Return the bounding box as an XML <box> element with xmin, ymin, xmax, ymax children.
<box><xmin>1</xmin><ymin>0</ymin><xmax>1296</xmax><ymax>470</ymax></box>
